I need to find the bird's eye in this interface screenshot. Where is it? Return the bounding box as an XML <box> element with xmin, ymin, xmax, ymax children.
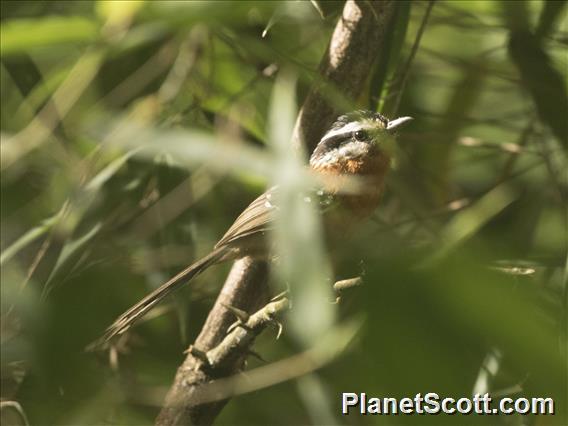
<box><xmin>353</xmin><ymin>130</ymin><xmax>368</xmax><ymax>141</ymax></box>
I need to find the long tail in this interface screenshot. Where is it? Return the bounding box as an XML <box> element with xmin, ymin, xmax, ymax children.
<box><xmin>90</xmin><ymin>246</ymin><xmax>228</xmax><ymax>349</ymax></box>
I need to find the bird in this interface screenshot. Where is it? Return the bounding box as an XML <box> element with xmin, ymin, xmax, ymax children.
<box><xmin>96</xmin><ymin>110</ymin><xmax>412</xmax><ymax>345</ymax></box>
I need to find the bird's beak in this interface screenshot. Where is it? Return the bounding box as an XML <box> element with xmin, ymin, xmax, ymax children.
<box><xmin>387</xmin><ymin>116</ymin><xmax>413</xmax><ymax>131</ymax></box>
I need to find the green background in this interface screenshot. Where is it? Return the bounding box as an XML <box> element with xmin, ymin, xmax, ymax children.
<box><xmin>1</xmin><ymin>1</ymin><xmax>566</xmax><ymax>425</ymax></box>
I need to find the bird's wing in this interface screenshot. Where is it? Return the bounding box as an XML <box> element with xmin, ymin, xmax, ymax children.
<box><xmin>215</xmin><ymin>186</ymin><xmax>279</xmax><ymax>249</ymax></box>
<box><xmin>215</xmin><ymin>186</ymin><xmax>338</xmax><ymax>249</ymax></box>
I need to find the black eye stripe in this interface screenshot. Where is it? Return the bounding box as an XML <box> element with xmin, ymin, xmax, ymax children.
<box><xmin>321</xmin><ymin>133</ymin><xmax>349</xmax><ymax>150</ymax></box>
<box><xmin>310</xmin><ymin>133</ymin><xmax>349</xmax><ymax>160</ymax></box>
<box><xmin>318</xmin><ymin>128</ymin><xmax>368</xmax><ymax>152</ymax></box>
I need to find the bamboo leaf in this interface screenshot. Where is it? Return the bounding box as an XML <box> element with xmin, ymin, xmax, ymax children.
<box><xmin>1</xmin><ymin>17</ymin><xmax>99</xmax><ymax>57</ymax></box>
<box><xmin>536</xmin><ymin>0</ymin><xmax>567</xmax><ymax>39</ymax></box>
<box><xmin>0</xmin><ymin>216</ymin><xmax>56</xmax><ymax>265</ymax></box>
<box><xmin>426</xmin><ymin>184</ymin><xmax>518</xmax><ymax>263</ymax></box>
<box><xmin>508</xmin><ymin>30</ymin><xmax>568</xmax><ymax>148</ymax></box>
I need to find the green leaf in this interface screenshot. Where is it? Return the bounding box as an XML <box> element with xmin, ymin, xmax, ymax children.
<box><xmin>42</xmin><ymin>222</ymin><xmax>103</xmax><ymax>299</ymax></box>
<box><xmin>96</xmin><ymin>0</ymin><xmax>144</xmax><ymax>26</ymax></box>
<box><xmin>1</xmin><ymin>16</ymin><xmax>99</xmax><ymax>57</ymax></box>
<box><xmin>502</xmin><ymin>1</ymin><xmax>568</xmax><ymax>148</ymax></box>
<box><xmin>508</xmin><ymin>30</ymin><xmax>568</xmax><ymax>147</ymax></box>
<box><xmin>536</xmin><ymin>0</ymin><xmax>567</xmax><ymax>39</ymax></box>
<box><xmin>268</xmin><ymin>71</ymin><xmax>334</xmax><ymax>347</ymax></box>
<box><xmin>426</xmin><ymin>184</ymin><xmax>518</xmax><ymax>263</ymax></box>
<box><xmin>0</xmin><ymin>216</ymin><xmax>57</xmax><ymax>265</ymax></box>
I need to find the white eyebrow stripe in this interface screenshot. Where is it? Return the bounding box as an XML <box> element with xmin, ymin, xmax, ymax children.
<box><xmin>320</xmin><ymin>122</ymin><xmax>374</xmax><ymax>143</ymax></box>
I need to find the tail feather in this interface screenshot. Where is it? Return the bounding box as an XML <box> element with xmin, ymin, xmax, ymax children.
<box><xmin>90</xmin><ymin>246</ymin><xmax>228</xmax><ymax>349</ymax></box>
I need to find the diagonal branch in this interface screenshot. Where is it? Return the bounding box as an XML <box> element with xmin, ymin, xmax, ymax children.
<box><xmin>156</xmin><ymin>1</ymin><xmax>397</xmax><ymax>425</ymax></box>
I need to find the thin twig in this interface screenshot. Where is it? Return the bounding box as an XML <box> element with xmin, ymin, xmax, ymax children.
<box><xmin>386</xmin><ymin>0</ymin><xmax>436</xmax><ymax>116</ymax></box>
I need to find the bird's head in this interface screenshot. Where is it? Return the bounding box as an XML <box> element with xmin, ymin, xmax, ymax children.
<box><xmin>309</xmin><ymin>110</ymin><xmax>412</xmax><ymax>174</ymax></box>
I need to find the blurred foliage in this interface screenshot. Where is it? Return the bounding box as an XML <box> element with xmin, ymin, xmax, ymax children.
<box><xmin>1</xmin><ymin>1</ymin><xmax>566</xmax><ymax>425</ymax></box>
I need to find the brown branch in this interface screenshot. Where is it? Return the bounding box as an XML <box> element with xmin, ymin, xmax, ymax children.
<box><xmin>156</xmin><ymin>1</ymin><xmax>396</xmax><ymax>424</ymax></box>
<box><xmin>293</xmin><ymin>0</ymin><xmax>397</xmax><ymax>155</ymax></box>
<box><xmin>202</xmin><ymin>297</ymin><xmax>290</xmax><ymax>371</ymax></box>
<box><xmin>156</xmin><ymin>257</ymin><xmax>269</xmax><ymax>426</ymax></box>
<box><xmin>161</xmin><ymin>275</ymin><xmax>362</xmax><ymax>409</ymax></box>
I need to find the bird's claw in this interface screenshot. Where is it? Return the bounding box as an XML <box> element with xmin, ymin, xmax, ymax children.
<box><xmin>223</xmin><ymin>303</ymin><xmax>252</xmax><ymax>334</ymax></box>
<box><xmin>273</xmin><ymin>320</ymin><xmax>283</xmax><ymax>340</ymax></box>
<box><xmin>222</xmin><ymin>303</ymin><xmax>250</xmax><ymax>323</ymax></box>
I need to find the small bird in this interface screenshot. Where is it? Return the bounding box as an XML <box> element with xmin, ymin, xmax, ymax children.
<box><xmin>98</xmin><ymin>110</ymin><xmax>412</xmax><ymax>344</ymax></box>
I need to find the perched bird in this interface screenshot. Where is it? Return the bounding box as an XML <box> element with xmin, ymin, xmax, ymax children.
<box><xmin>97</xmin><ymin>110</ymin><xmax>412</xmax><ymax>344</ymax></box>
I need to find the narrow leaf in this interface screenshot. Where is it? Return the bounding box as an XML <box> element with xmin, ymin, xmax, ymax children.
<box><xmin>508</xmin><ymin>30</ymin><xmax>568</xmax><ymax>147</ymax></box>
<box><xmin>1</xmin><ymin>17</ymin><xmax>98</xmax><ymax>57</ymax></box>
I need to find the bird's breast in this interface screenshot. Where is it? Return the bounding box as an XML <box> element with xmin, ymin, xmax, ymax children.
<box><xmin>314</xmin><ymin>151</ymin><xmax>391</xmax><ymax>220</ymax></box>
